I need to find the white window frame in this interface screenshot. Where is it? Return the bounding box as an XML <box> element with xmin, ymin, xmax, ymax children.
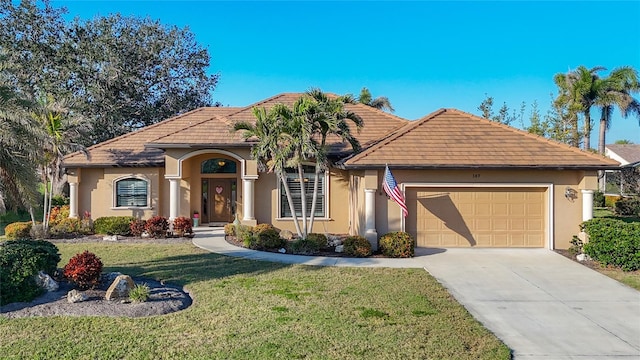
<box><xmin>276</xmin><ymin>165</ymin><xmax>330</xmax><ymax>220</ymax></box>
<box><xmin>111</xmin><ymin>175</ymin><xmax>152</xmax><ymax>210</ymax></box>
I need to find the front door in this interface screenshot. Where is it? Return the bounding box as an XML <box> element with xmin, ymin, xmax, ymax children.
<box><xmin>202</xmin><ymin>179</ymin><xmax>235</xmax><ymax>224</ymax></box>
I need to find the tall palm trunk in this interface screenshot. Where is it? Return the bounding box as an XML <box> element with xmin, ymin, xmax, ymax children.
<box><xmin>583</xmin><ymin>108</ymin><xmax>591</xmax><ymax>150</ymax></box>
<box><xmin>297</xmin><ymin>163</ymin><xmax>308</xmax><ymax>238</ymax></box>
<box><xmin>308</xmin><ymin>164</ymin><xmax>321</xmax><ymax>233</ymax></box>
<box><xmin>597</xmin><ymin>109</ymin><xmax>610</xmax><ymax>192</ymax></box>
<box><xmin>280</xmin><ymin>173</ymin><xmax>303</xmax><ymax>238</ymax></box>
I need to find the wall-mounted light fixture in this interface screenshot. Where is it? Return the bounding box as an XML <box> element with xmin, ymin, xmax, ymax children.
<box><xmin>217</xmin><ymin>160</ymin><xmax>226</xmax><ymax>167</ymax></box>
<box><xmin>565</xmin><ymin>187</ymin><xmax>578</xmax><ymax>201</ymax></box>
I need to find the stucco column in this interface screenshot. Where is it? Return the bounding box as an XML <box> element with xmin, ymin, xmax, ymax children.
<box><xmin>242</xmin><ymin>177</ymin><xmax>256</xmax><ymax>222</ymax></box>
<box><xmin>582</xmin><ymin>189</ymin><xmax>594</xmax><ymax>222</ymax></box>
<box><xmin>68</xmin><ymin>182</ymin><xmax>78</xmax><ymax>218</ymax></box>
<box><xmin>169</xmin><ymin>178</ymin><xmax>180</xmax><ymax>221</ymax></box>
<box><xmin>364</xmin><ymin>188</ymin><xmax>378</xmax><ymax>251</ymax></box>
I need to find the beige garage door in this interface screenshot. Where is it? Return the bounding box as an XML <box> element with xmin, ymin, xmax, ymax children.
<box><xmin>406</xmin><ymin>187</ymin><xmax>546</xmax><ymax>248</ymax></box>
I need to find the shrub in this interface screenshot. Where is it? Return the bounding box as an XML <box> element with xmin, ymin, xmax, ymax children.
<box><xmin>49</xmin><ymin>217</ymin><xmax>82</xmax><ymax>238</ymax></box>
<box><xmin>51</xmin><ymin>194</ymin><xmax>69</xmax><ymax>206</ymax></box>
<box><xmin>252</xmin><ymin>223</ymin><xmax>276</xmax><ymax>235</ymax></box>
<box><xmin>343</xmin><ymin>236</ymin><xmax>372</xmax><ymax>257</ymax></box>
<box><xmin>129</xmin><ymin>283</ymin><xmax>151</xmax><ymax>303</ymax></box>
<box><xmin>48</xmin><ymin>205</ymin><xmax>70</xmax><ymax>227</ymax></box>
<box><xmin>256</xmin><ymin>228</ymin><xmax>286</xmax><ymax>250</ymax></box>
<box><xmin>379</xmin><ymin>231</ymin><xmax>415</xmax><ymax>258</ymax></box>
<box><xmin>173</xmin><ymin>216</ymin><xmax>193</xmax><ymax>236</ymax></box>
<box><xmin>63</xmin><ymin>251</ymin><xmax>103</xmax><ymax>289</ymax></box>
<box><xmin>94</xmin><ymin>216</ymin><xmax>135</xmax><ymax>235</ymax></box>
<box><xmin>305</xmin><ymin>233</ymin><xmax>328</xmax><ymax>249</ymax></box>
<box><xmin>0</xmin><ymin>240</ymin><xmax>61</xmax><ymax>305</ymax></box>
<box><xmin>224</xmin><ymin>223</ymin><xmax>236</xmax><ymax>236</ymax></box>
<box><xmin>4</xmin><ymin>221</ymin><xmax>33</xmax><ymax>240</ymax></box>
<box><xmin>288</xmin><ymin>238</ymin><xmax>320</xmax><ymax>255</ymax></box>
<box><xmin>238</xmin><ymin>226</ymin><xmax>257</xmax><ymax>249</ymax></box>
<box><xmin>569</xmin><ymin>236</ymin><xmax>584</xmax><ymax>256</ymax></box>
<box><xmin>604</xmin><ymin>195</ymin><xmax>622</xmax><ymax>208</ymax></box>
<box><xmin>130</xmin><ymin>219</ymin><xmax>146</xmax><ymax>237</ymax></box>
<box><xmin>581</xmin><ymin>218</ymin><xmax>640</xmax><ymax>271</ymax></box>
<box><xmin>145</xmin><ymin>216</ymin><xmax>169</xmax><ymax>238</ymax></box>
<box><xmin>593</xmin><ymin>190</ymin><xmax>605</xmax><ymax>208</ymax></box>
<box><xmin>614</xmin><ymin>197</ymin><xmax>640</xmax><ymax>216</ymax></box>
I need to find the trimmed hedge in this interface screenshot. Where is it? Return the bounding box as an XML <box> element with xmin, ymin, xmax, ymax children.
<box><xmin>305</xmin><ymin>233</ymin><xmax>328</xmax><ymax>249</ymax></box>
<box><xmin>614</xmin><ymin>197</ymin><xmax>640</xmax><ymax>216</ymax></box>
<box><xmin>379</xmin><ymin>231</ymin><xmax>415</xmax><ymax>258</ymax></box>
<box><xmin>581</xmin><ymin>218</ymin><xmax>640</xmax><ymax>271</ymax></box>
<box><xmin>288</xmin><ymin>238</ymin><xmax>320</xmax><ymax>255</ymax></box>
<box><xmin>0</xmin><ymin>239</ymin><xmax>61</xmax><ymax>305</ymax></box>
<box><xmin>343</xmin><ymin>235</ymin><xmax>372</xmax><ymax>257</ymax></box>
<box><xmin>94</xmin><ymin>216</ymin><xmax>134</xmax><ymax>235</ymax></box>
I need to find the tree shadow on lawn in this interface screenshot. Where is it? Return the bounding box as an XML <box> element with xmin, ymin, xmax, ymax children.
<box><xmin>104</xmin><ymin>252</ymin><xmax>292</xmax><ymax>287</ymax></box>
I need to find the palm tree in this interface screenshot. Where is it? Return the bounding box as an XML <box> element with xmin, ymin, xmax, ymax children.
<box><xmin>596</xmin><ymin>66</ymin><xmax>640</xmax><ymax>155</ymax></box>
<box><xmin>305</xmin><ymin>88</ymin><xmax>363</xmax><ymax>232</ymax></box>
<box><xmin>594</xmin><ymin>66</ymin><xmax>640</xmax><ymax>191</ymax></box>
<box><xmin>0</xmin><ymin>53</ymin><xmax>40</xmax><ymax>218</ymax></box>
<box><xmin>344</xmin><ymin>87</ymin><xmax>395</xmax><ymax>113</ymax></box>
<box><xmin>554</xmin><ymin>66</ymin><xmax>606</xmax><ymax>150</ymax></box>
<box><xmin>31</xmin><ymin>94</ymin><xmax>88</xmax><ymax>230</ymax></box>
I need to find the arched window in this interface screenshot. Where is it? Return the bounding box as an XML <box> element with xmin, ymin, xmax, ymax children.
<box><xmin>115</xmin><ymin>177</ymin><xmax>149</xmax><ymax>207</ymax></box>
<box><xmin>201</xmin><ymin>158</ymin><xmax>237</xmax><ymax>174</ymax></box>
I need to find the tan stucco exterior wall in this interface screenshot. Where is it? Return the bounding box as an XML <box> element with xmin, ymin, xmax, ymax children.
<box><xmin>76</xmin><ymin>167</ymin><xmax>163</xmax><ymax>219</ymax></box>
<box><xmin>253</xmin><ymin>168</ymin><xmax>352</xmax><ymax>234</ymax></box>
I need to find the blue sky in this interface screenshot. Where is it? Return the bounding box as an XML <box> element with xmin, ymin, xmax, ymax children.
<box><xmin>54</xmin><ymin>0</ymin><xmax>640</xmax><ymax>144</ymax></box>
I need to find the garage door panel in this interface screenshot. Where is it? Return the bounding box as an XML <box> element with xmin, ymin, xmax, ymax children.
<box><xmin>409</xmin><ymin>187</ymin><xmax>546</xmax><ymax>248</ymax></box>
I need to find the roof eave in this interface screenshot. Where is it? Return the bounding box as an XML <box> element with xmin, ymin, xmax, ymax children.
<box><xmin>145</xmin><ymin>143</ymin><xmax>251</xmax><ymax>149</ymax></box>
<box><xmin>338</xmin><ymin>164</ymin><xmax>622</xmax><ymax>171</ymax></box>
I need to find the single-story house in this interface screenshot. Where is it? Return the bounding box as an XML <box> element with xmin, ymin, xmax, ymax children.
<box><xmin>62</xmin><ymin>93</ymin><xmax>620</xmax><ymax>249</ymax></box>
<box><xmin>604</xmin><ymin>144</ymin><xmax>640</xmax><ymax>195</ymax></box>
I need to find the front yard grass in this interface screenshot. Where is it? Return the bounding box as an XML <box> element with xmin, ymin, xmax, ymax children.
<box><xmin>0</xmin><ymin>242</ymin><xmax>510</xmax><ymax>359</ymax></box>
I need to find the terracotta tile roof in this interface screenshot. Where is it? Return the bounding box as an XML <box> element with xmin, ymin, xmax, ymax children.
<box><xmin>341</xmin><ymin>108</ymin><xmax>620</xmax><ymax>169</ymax></box>
<box><xmin>606</xmin><ymin>144</ymin><xmax>640</xmax><ymax>166</ymax></box>
<box><xmin>63</xmin><ymin>107</ymin><xmax>240</xmax><ymax>167</ymax></box>
<box><xmin>146</xmin><ymin>92</ymin><xmax>409</xmax><ymax>152</ymax></box>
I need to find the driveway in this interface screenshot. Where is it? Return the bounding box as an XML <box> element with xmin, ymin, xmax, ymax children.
<box><xmin>419</xmin><ymin>248</ymin><xmax>640</xmax><ymax>359</ymax></box>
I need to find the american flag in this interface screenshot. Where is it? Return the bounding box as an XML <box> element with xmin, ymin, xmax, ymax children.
<box><xmin>383</xmin><ymin>165</ymin><xmax>408</xmax><ymax>217</ymax></box>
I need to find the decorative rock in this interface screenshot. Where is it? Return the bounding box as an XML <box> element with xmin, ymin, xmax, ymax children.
<box><xmin>280</xmin><ymin>229</ymin><xmax>294</xmax><ymax>241</ymax></box>
<box><xmin>67</xmin><ymin>289</ymin><xmax>88</xmax><ymax>303</ymax></box>
<box><xmin>335</xmin><ymin>245</ymin><xmax>344</xmax><ymax>253</ymax></box>
<box><xmin>104</xmin><ymin>272</ymin><xmax>124</xmax><ymax>284</ymax></box>
<box><xmin>103</xmin><ymin>235</ymin><xmax>118</xmax><ymax>241</ymax></box>
<box><xmin>576</xmin><ymin>253</ymin><xmax>592</xmax><ymax>262</ymax></box>
<box><xmin>105</xmin><ymin>275</ymin><xmax>135</xmax><ymax>301</ymax></box>
<box><xmin>278</xmin><ymin>248</ymin><xmax>286</xmax><ymax>254</ymax></box>
<box><xmin>36</xmin><ymin>271</ymin><xmax>59</xmax><ymax>292</ymax></box>
<box><xmin>327</xmin><ymin>236</ymin><xmax>343</xmax><ymax>247</ymax></box>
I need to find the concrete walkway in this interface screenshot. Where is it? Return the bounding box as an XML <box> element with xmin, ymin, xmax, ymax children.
<box><xmin>192</xmin><ymin>227</ymin><xmax>640</xmax><ymax>359</ymax></box>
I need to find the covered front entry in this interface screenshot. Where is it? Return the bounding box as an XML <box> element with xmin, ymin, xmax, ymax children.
<box><xmin>405</xmin><ymin>186</ymin><xmax>547</xmax><ymax>248</ymax></box>
<box><xmin>201</xmin><ymin>178</ymin><xmax>236</xmax><ymax>224</ymax></box>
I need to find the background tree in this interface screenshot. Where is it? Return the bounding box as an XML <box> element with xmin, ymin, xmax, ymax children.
<box><xmin>0</xmin><ymin>0</ymin><xmax>219</xmax><ymax>145</ymax></box>
<box><xmin>554</xmin><ymin>66</ymin><xmax>606</xmax><ymax>150</ymax></box>
<box><xmin>477</xmin><ymin>94</ymin><xmax>525</xmax><ymax>126</ymax></box>
<box><xmin>595</xmin><ymin>66</ymin><xmax>640</xmax><ymax>155</ymax></box>
<box><xmin>344</xmin><ymin>87</ymin><xmax>394</xmax><ymax>113</ymax></box>
<box><xmin>614</xmin><ymin>139</ymin><xmax>634</xmax><ymax>144</ymax></box>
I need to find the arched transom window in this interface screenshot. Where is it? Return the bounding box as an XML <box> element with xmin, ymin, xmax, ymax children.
<box><xmin>201</xmin><ymin>158</ymin><xmax>237</xmax><ymax>174</ymax></box>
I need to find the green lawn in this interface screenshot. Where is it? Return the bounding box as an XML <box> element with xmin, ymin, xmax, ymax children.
<box><xmin>0</xmin><ymin>242</ymin><xmax>510</xmax><ymax>359</ymax></box>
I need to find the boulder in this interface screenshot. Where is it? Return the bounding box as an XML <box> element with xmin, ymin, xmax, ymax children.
<box><xmin>35</xmin><ymin>271</ymin><xmax>59</xmax><ymax>292</ymax></box>
<box><xmin>280</xmin><ymin>229</ymin><xmax>294</xmax><ymax>241</ymax></box>
<box><xmin>105</xmin><ymin>274</ymin><xmax>135</xmax><ymax>301</ymax></box>
<box><xmin>335</xmin><ymin>245</ymin><xmax>344</xmax><ymax>253</ymax></box>
<box><xmin>278</xmin><ymin>248</ymin><xmax>286</xmax><ymax>254</ymax></box>
<box><xmin>103</xmin><ymin>235</ymin><xmax>118</xmax><ymax>241</ymax></box>
<box><xmin>104</xmin><ymin>272</ymin><xmax>124</xmax><ymax>284</ymax></box>
<box><xmin>67</xmin><ymin>289</ymin><xmax>88</xmax><ymax>303</ymax></box>
<box><xmin>576</xmin><ymin>253</ymin><xmax>592</xmax><ymax>262</ymax></box>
